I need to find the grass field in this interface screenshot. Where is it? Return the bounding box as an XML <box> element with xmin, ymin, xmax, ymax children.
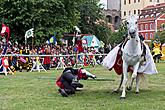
<box><xmin>0</xmin><ymin>63</ymin><xmax>165</xmax><ymax>110</ymax></box>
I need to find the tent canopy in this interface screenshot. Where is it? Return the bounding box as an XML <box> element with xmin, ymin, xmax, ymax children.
<box><xmin>81</xmin><ymin>35</ymin><xmax>100</xmax><ymax>47</ymax></box>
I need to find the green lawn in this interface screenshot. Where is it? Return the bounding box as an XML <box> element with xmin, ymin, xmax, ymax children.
<box><xmin>0</xmin><ymin>63</ymin><xmax>165</xmax><ymax>110</ymax></box>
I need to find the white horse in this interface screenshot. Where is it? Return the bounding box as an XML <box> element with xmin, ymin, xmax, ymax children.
<box><xmin>120</xmin><ymin>16</ymin><xmax>143</xmax><ymax>99</ymax></box>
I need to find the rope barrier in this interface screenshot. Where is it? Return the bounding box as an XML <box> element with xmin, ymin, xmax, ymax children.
<box><xmin>0</xmin><ymin>54</ymin><xmax>107</xmax><ymax>57</ymax></box>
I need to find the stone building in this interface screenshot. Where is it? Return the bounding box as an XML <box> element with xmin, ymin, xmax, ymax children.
<box><xmin>121</xmin><ymin>0</ymin><xmax>165</xmax><ymax>20</ymax></box>
<box><xmin>103</xmin><ymin>0</ymin><xmax>121</xmax><ymax>30</ymax></box>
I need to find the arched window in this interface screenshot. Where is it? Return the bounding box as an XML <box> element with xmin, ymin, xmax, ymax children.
<box><xmin>138</xmin><ymin>9</ymin><xmax>140</xmax><ymax>14</ymax></box>
<box><xmin>134</xmin><ymin>10</ymin><xmax>136</xmax><ymax>14</ymax></box>
<box><xmin>150</xmin><ymin>33</ymin><xmax>153</xmax><ymax>39</ymax></box>
<box><xmin>141</xmin><ymin>24</ymin><xmax>143</xmax><ymax>30</ymax></box>
<box><xmin>150</xmin><ymin>23</ymin><xmax>153</xmax><ymax>30</ymax></box>
<box><xmin>106</xmin><ymin>15</ymin><xmax>112</xmax><ymax>23</ymax></box>
<box><xmin>124</xmin><ymin>11</ymin><xmax>126</xmax><ymax>16</ymax></box>
<box><xmin>145</xmin><ymin>24</ymin><xmax>148</xmax><ymax>30</ymax></box>
<box><xmin>115</xmin><ymin>16</ymin><xmax>119</xmax><ymax>23</ymax></box>
<box><xmin>145</xmin><ymin>33</ymin><xmax>148</xmax><ymax>39</ymax></box>
<box><xmin>124</xmin><ymin>0</ymin><xmax>126</xmax><ymax>5</ymax></box>
<box><xmin>129</xmin><ymin>0</ymin><xmax>131</xmax><ymax>4</ymax></box>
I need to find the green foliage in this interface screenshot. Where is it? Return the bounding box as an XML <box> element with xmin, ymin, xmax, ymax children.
<box><xmin>78</xmin><ymin>0</ymin><xmax>103</xmax><ymax>34</ymax></box>
<box><xmin>0</xmin><ymin>0</ymin><xmax>120</xmax><ymax>45</ymax></box>
<box><xmin>158</xmin><ymin>31</ymin><xmax>165</xmax><ymax>44</ymax></box>
<box><xmin>78</xmin><ymin>0</ymin><xmax>113</xmax><ymax>45</ymax></box>
<box><xmin>109</xmin><ymin>23</ymin><xmax>127</xmax><ymax>45</ymax></box>
<box><xmin>0</xmin><ymin>0</ymin><xmax>82</xmax><ymax>44</ymax></box>
<box><xmin>93</xmin><ymin>21</ymin><xmax>112</xmax><ymax>44</ymax></box>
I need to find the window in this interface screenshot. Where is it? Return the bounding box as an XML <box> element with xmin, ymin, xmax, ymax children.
<box><xmin>150</xmin><ymin>0</ymin><xmax>152</xmax><ymax>2</ymax></box>
<box><xmin>145</xmin><ymin>33</ymin><xmax>148</xmax><ymax>39</ymax></box>
<box><xmin>138</xmin><ymin>9</ymin><xmax>140</xmax><ymax>14</ymax></box>
<box><xmin>138</xmin><ymin>0</ymin><xmax>140</xmax><ymax>2</ymax></box>
<box><xmin>134</xmin><ymin>10</ymin><xmax>136</xmax><ymax>14</ymax></box>
<box><xmin>129</xmin><ymin>0</ymin><xmax>131</xmax><ymax>4</ymax></box>
<box><xmin>134</xmin><ymin>0</ymin><xmax>136</xmax><ymax>3</ymax></box>
<box><xmin>150</xmin><ymin>23</ymin><xmax>153</xmax><ymax>30</ymax></box>
<box><xmin>141</xmin><ymin>24</ymin><xmax>143</xmax><ymax>30</ymax></box>
<box><xmin>124</xmin><ymin>11</ymin><xmax>126</xmax><ymax>16</ymax></box>
<box><xmin>124</xmin><ymin>0</ymin><xmax>126</xmax><ymax>5</ymax></box>
<box><xmin>129</xmin><ymin>11</ymin><xmax>131</xmax><ymax>15</ymax></box>
<box><xmin>150</xmin><ymin>33</ymin><xmax>153</xmax><ymax>39</ymax></box>
<box><xmin>157</xmin><ymin>0</ymin><xmax>159</xmax><ymax>3</ymax></box>
<box><xmin>145</xmin><ymin>24</ymin><xmax>148</xmax><ymax>30</ymax></box>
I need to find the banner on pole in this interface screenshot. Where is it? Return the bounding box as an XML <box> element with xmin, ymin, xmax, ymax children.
<box><xmin>25</xmin><ymin>28</ymin><xmax>34</xmax><ymax>44</ymax></box>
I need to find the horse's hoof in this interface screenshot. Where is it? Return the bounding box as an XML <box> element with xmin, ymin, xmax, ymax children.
<box><xmin>135</xmin><ymin>92</ymin><xmax>139</xmax><ymax>94</ymax></box>
<box><xmin>120</xmin><ymin>97</ymin><xmax>126</xmax><ymax>100</ymax></box>
<box><xmin>127</xmin><ymin>87</ymin><xmax>132</xmax><ymax>91</ymax></box>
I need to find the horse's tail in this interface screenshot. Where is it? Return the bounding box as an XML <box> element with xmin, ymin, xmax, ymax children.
<box><xmin>139</xmin><ymin>73</ymin><xmax>148</xmax><ymax>89</ymax></box>
<box><xmin>128</xmin><ymin>72</ymin><xmax>148</xmax><ymax>88</ymax></box>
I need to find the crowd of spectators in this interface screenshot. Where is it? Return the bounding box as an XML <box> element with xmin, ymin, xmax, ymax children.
<box><xmin>0</xmin><ymin>41</ymin><xmax>111</xmax><ymax>73</ymax></box>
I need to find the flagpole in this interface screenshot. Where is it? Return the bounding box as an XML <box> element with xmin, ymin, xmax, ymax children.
<box><xmin>32</xmin><ymin>21</ymin><xmax>34</xmax><ymax>49</ymax></box>
<box><xmin>25</xmin><ymin>36</ymin><xmax>26</xmax><ymax>45</ymax></box>
<box><xmin>32</xmin><ymin>36</ymin><xmax>34</xmax><ymax>49</ymax></box>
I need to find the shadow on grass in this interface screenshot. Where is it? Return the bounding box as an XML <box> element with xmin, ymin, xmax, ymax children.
<box><xmin>54</xmin><ymin>88</ymin><xmax>164</xmax><ymax>101</ymax></box>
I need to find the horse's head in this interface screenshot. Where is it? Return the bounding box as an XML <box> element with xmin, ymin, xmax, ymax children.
<box><xmin>126</xmin><ymin>16</ymin><xmax>138</xmax><ymax>38</ymax></box>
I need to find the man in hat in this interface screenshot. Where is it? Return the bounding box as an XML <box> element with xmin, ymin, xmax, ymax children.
<box><xmin>56</xmin><ymin>67</ymin><xmax>96</xmax><ymax>97</ymax></box>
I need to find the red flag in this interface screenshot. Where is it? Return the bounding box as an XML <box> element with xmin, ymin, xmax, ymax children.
<box><xmin>1</xmin><ymin>23</ymin><xmax>10</xmax><ymax>42</ymax></box>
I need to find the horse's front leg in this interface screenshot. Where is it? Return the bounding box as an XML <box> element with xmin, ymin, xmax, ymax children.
<box><xmin>132</xmin><ymin>62</ymin><xmax>140</xmax><ymax>79</ymax></box>
<box><xmin>120</xmin><ymin>61</ymin><xmax>128</xmax><ymax>99</ymax></box>
<box><xmin>127</xmin><ymin>76</ymin><xmax>134</xmax><ymax>91</ymax></box>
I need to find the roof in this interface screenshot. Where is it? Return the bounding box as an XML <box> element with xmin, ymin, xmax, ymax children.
<box><xmin>138</xmin><ymin>13</ymin><xmax>165</xmax><ymax>22</ymax></box>
<box><xmin>143</xmin><ymin>3</ymin><xmax>165</xmax><ymax>10</ymax></box>
<box><xmin>138</xmin><ymin>3</ymin><xmax>165</xmax><ymax>22</ymax></box>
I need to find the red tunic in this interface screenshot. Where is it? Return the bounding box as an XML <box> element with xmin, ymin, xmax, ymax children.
<box><xmin>43</xmin><ymin>56</ymin><xmax>50</xmax><ymax>65</ymax></box>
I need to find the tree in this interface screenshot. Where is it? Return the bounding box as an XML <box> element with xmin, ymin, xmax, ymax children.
<box><xmin>109</xmin><ymin>23</ymin><xmax>127</xmax><ymax>45</ymax></box>
<box><xmin>78</xmin><ymin>0</ymin><xmax>114</xmax><ymax>45</ymax></box>
<box><xmin>78</xmin><ymin>0</ymin><xmax>103</xmax><ymax>34</ymax></box>
<box><xmin>158</xmin><ymin>30</ymin><xmax>165</xmax><ymax>44</ymax></box>
<box><xmin>0</xmin><ymin>0</ymin><xmax>82</xmax><ymax>44</ymax></box>
<box><xmin>93</xmin><ymin>20</ymin><xmax>112</xmax><ymax>44</ymax></box>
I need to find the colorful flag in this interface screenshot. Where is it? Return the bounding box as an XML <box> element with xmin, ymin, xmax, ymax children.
<box><xmin>46</xmin><ymin>36</ymin><xmax>57</xmax><ymax>44</ymax></box>
<box><xmin>1</xmin><ymin>23</ymin><xmax>10</xmax><ymax>42</ymax></box>
<box><xmin>25</xmin><ymin>28</ymin><xmax>34</xmax><ymax>44</ymax></box>
<box><xmin>25</xmin><ymin>28</ymin><xmax>34</xmax><ymax>38</ymax></box>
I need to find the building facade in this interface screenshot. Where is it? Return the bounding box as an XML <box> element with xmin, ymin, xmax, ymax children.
<box><xmin>121</xmin><ymin>0</ymin><xmax>165</xmax><ymax>20</ymax></box>
<box><xmin>138</xmin><ymin>3</ymin><xmax>165</xmax><ymax>40</ymax></box>
<box><xmin>103</xmin><ymin>0</ymin><xmax>121</xmax><ymax>30</ymax></box>
<box><xmin>107</xmin><ymin>0</ymin><xmax>120</xmax><ymax>10</ymax></box>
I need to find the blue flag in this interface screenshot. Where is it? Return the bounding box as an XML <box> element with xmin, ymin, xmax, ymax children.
<box><xmin>46</xmin><ymin>36</ymin><xmax>57</xmax><ymax>44</ymax></box>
